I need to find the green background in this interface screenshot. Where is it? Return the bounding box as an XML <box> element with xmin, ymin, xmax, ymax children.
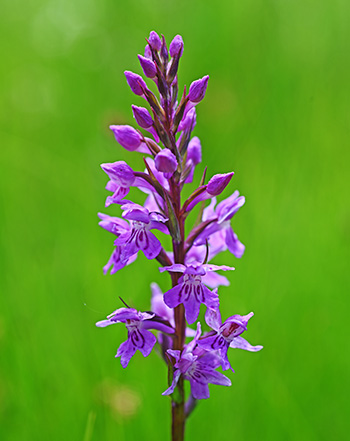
<box><xmin>0</xmin><ymin>0</ymin><xmax>349</xmax><ymax>440</ymax></box>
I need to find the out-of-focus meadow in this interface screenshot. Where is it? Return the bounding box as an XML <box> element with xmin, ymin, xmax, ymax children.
<box><xmin>0</xmin><ymin>0</ymin><xmax>349</xmax><ymax>440</ymax></box>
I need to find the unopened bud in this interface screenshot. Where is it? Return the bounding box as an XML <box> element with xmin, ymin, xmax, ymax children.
<box><xmin>160</xmin><ymin>35</ymin><xmax>168</xmax><ymax>63</ymax></box>
<box><xmin>188</xmin><ymin>75</ymin><xmax>209</xmax><ymax>103</ymax></box>
<box><xmin>144</xmin><ymin>44</ymin><xmax>152</xmax><ymax>59</ymax></box>
<box><xmin>169</xmin><ymin>35</ymin><xmax>184</xmax><ymax>57</ymax></box>
<box><xmin>124</xmin><ymin>71</ymin><xmax>147</xmax><ymax>96</ymax></box>
<box><xmin>178</xmin><ymin>108</ymin><xmax>196</xmax><ymax>132</ymax></box>
<box><xmin>109</xmin><ymin>125</ymin><xmax>142</xmax><ymax>151</ymax></box>
<box><xmin>207</xmin><ymin>172</ymin><xmax>234</xmax><ymax>196</ymax></box>
<box><xmin>187</xmin><ymin>136</ymin><xmax>202</xmax><ymax>165</ymax></box>
<box><xmin>155</xmin><ymin>149</ymin><xmax>178</xmax><ymax>174</ymax></box>
<box><xmin>138</xmin><ymin>55</ymin><xmax>157</xmax><ymax>78</ymax></box>
<box><xmin>149</xmin><ymin>31</ymin><xmax>162</xmax><ymax>51</ymax></box>
<box><xmin>132</xmin><ymin>105</ymin><xmax>153</xmax><ymax>129</ymax></box>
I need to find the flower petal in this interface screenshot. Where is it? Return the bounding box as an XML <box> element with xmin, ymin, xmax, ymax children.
<box><xmin>142</xmin><ymin>320</ymin><xmax>174</xmax><ymax>334</ymax></box>
<box><xmin>95</xmin><ymin>319</ymin><xmax>114</xmax><ymax>328</ymax></box>
<box><xmin>121</xmin><ymin>203</ymin><xmax>150</xmax><ymax>223</ymax></box>
<box><xmin>163</xmin><ymin>284</ymin><xmax>183</xmax><ymax>308</ymax></box>
<box><xmin>167</xmin><ymin>349</ymin><xmax>181</xmax><ymax>362</ymax></box>
<box><xmin>116</xmin><ymin>339</ymin><xmax>137</xmax><ymax>368</ymax></box>
<box><xmin>103</xmin><ymin>247</ymin><xmax>126</xmax><ymax>275</ymax></box>
<box><xmin>162</xmin><ymin>370</ymin><xmax>181</xmax><ymax>396</ymax></box>
<box><xmin>109</xmin><ymin>307</ymin><xmax>140</xmax><ymax>322</ymax></box>
<box><xmin>183</xmin><ymin>293</ymin><xmax>201</xmax><ymax>324</ymax></box>
<box><xmin>202</xmin><ymin>272</ymin><xmax>229</xmax><ymax>288</ymax></box>
<box><xmin>204</xmin><ymin>303</ymin><xmax>222</xmax><ymax>331</ymax></box>
<box><xmin>139</xmin><ymin>231</ymin><xmax>162</xmax><ymax>260</ymax></box>
<box><xmin>159</xmin><ymin>264</ymin><xmax>186</xmax><ymax>273</ymax></box>
<box><xmin>189</xmin><ymin>379</ymin><xmax>210</xmax><ymax>400</ymax></box>
<box><xmin>202</xmin><ymin>264</ymin><xmax>235</xmax><ymax>272</ymax></box>
<box><xmin>229</xmin><ymin>336</ymin><xmax>263</xmax><ymax>352</ymax></box>
<box><xmin>201</xmin><ymin>369</ymin><xmax>231</xmax><ymax>387</ymax></box>
<box><xmin>98</xmin><ymin>213</ymin><xmax>130</xmax><ymax>236</ymax></box>
<box><xmin>149</xmin><ymin>220</ymin><xmax>169</xmax><ymax>234</ymax></box>
<box><xmin>150</xmin><ymin>283</ymin><xmax>174</xmax><ymax>323</ymax></box>
<box><xmin>202</xmin><ymin>285</ymin><xmax>219</xmax><ymax>309</ymax></box>
<box><xmin>105</xmin><ymin>187</ymin><xmax>130</xmax><ymax>206</ymax></box>
<box><xmin>120</xmin><ymin>240</ymin><xmax>139</xmax><ymax>264</ymax></box>
<box><xmin>225</xmin><ymin>227</ymin><xmax>245</xmax><ymax>258</ymax></box>
<box><xmin>138</xmin><ymin>329</ymin><xmax>157</xmax><ymax>357</ymax></box>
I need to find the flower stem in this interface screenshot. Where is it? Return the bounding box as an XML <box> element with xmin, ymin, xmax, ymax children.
<box><xmin>170</xmin><ymin>189</ymin><xmax>186</xmax><ymax>440</ymax></box>
<box><xmin>171</xmin><ymin>375</ymin><xmax>185</xmax><ymax>441</ymax></box>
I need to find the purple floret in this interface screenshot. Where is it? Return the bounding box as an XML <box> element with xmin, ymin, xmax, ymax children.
<box><xmin>199</xmin><ymin>304</ymin><xmax>263</xmax><ymax>370</ymax></box>
<box><xmin>163</xmin><ymin>323</ymin><xmax>231</xmax><ymax>399</ymax></box>
<box><xmin>194</xmin><ymin>192</ymin><xmax>246</xmax><ymax>258</ymax></box>
<box><xmin>160</xmin><ymin>263</ymin><xmax>234</xmax><ymax>324</ymax></box>
<box><xmin>96</xmin><ymin>307</ymin><xmax>173</xmax><ymax>368</ymax></box>
<box><xmin>98</xmin><ymin>204</ymin><xmax>168</xmax><ymax>267</ymax></box>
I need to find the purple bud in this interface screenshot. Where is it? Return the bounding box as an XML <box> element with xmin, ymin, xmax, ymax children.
<box><xmin>109</xmin><ymin>125</ymin><xmax>142</xmax><ymax>151</ymax></box>
<box><xmin>124</xmin><ymin>71</ymin><xmax>147</xmax><ymax>96</ymax></box>
<box><xmin>187</xmin><ymin>136</ymin><xmax>202</xmax><ymax>165</ymax></box>
<box><xmin>155</xmin><ymin>149</ymin><xmax>178</xmax><ymax>174</ymax></box>
<box><xmin>207</xmin><ymin>172</ymin><xmax>234</xmax><ymax>196</ymax></box>
<box><xmin>160</xmin><ymin>35</ymin><xmax>168</xmax><ymax>62</ymax></box>
<box><xmin>132</xmin><ymin>105</ymin><xmax>153</xmax><ymax>128</ymax></box>
<box><xmin>148</xmin><ymin>31</ymin><xmax>162</xmax><ymax>51</ymax></box>
<box><xmin>188</xmin><ymin>75</ymin><xmax>209</xmax><ymax>103</ymax></box>
<box><xmin>101</xmin><ymin>161</ymin><xmax>135</xmax><ymax>187</ymax></box>
<box><xmin>169</xmin><ymin>34</ymin><xmax>184</xmax><ymax>57</ymax></box>
<box><xmin>138</xmin><ymin>55</ymin><xmax>157</xmax><ymax>78</ymax></box>
<box><xmin>178</xmin><ymin>108</ymin><xmax>197</xmax><ymax>132</ymax></box>
<box><xmin>144</xmin><ymin>44</ymin><xmax>152</xmax><ymax>59</ymax></box>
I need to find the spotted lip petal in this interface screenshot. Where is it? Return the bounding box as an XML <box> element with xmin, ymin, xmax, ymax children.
<box><xmin>163</xmin><ymin>274</ymin><xmax>219</xmax><ymax>324</ymax></box>
<box><xmin>103</xmin><ymin>246</ymin><xmax>137</xmax><ymax>275</ymax></box>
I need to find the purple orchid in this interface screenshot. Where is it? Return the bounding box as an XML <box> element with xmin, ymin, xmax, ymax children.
<box><xmin>98</xmin><ymin>203</ymin><xmax>168</xmax><ymax>265</ymax></box>
<box><xmin>151</xmin><ymin>283</ymin><xmax>197</xmax><ymax>339</ymax></box>
<box><xmin>163</xmin><ymin>323</ymin><xmax>231</xmax><ymax>399</ymax></box>
<box><xmin>101</xmin><ymin>161</ymin><xmax>135</xmax><ymax>206</ymax></box>
<box><xmin>96</xmin><ymin>307</ymin><xmax>174</xmax><ymax>368</ymax></box>
<box><xmin>117</xmin><ymin>203</ymin><xmax>168</xmax><ymax>263</ymax></box>
<box><xmin>194</xmin><ymin>191</ymin><xmax>246</xmax><ymax>258</ymax></box>
<box><xmin>199</xmin><ymin>303</ymin><xmax>263</xmax><ymax>371</ymax></box>
<box><xmin>159</xmin><ymin>263</ymin><xmax>234</xmax><ymax>324</ymax></box>
<box><xmin>101</xmin><ymin>161</ymin><xmax>152</xmax><ymax>207</ymax></box>
<box><xmin>96</xmin><ymin>32</ymin><xmax>262</xmax><ymax>439</ymax></box>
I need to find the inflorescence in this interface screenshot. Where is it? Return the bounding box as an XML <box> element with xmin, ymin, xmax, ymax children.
<box><xmin>96</xmin><ymin>31</ymin><xmax>262</xmax><ymax>403</ymax></box>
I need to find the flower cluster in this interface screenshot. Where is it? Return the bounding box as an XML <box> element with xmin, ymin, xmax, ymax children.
<box><xmin>96</xmin><ymin>31</ymin><xmax>262</xmax><ymax>413</ymax></box>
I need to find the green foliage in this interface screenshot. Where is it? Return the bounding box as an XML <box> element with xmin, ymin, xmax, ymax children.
<box><xmin>0</xmin><ymin>0</ymin><xmax>349</xmax><ymax>439</ymax></box>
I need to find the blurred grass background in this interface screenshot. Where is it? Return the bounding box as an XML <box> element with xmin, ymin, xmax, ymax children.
<box><xmin>0</xmin><ymin>0</ymin><xmax>349</xmax><ymax>440</ymax></box>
